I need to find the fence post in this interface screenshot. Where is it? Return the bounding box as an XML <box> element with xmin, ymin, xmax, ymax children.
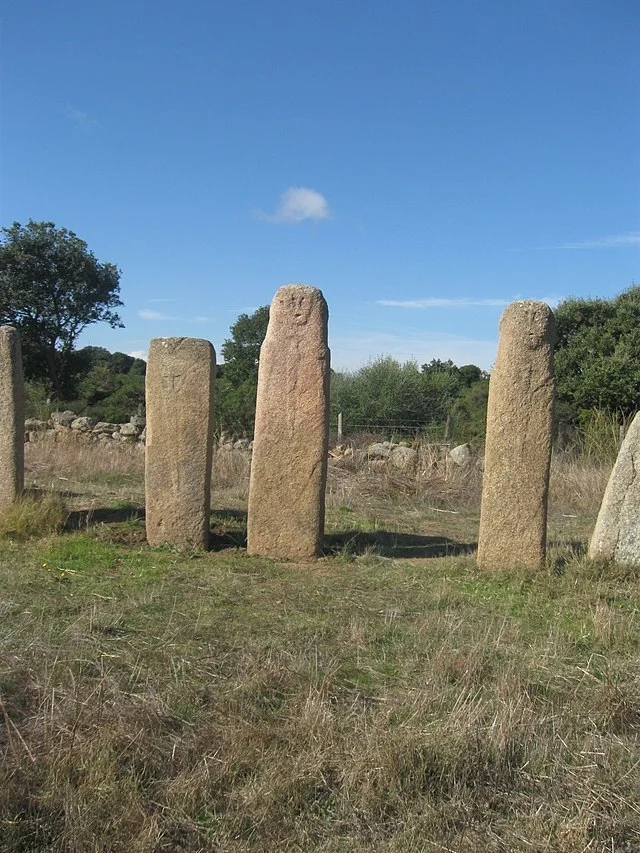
<box><xmin>337</xmin><ymin>412</ymin><xmax>343</xmax><ymax>440</ymax></box>
<box><xmin>444</xmin><ymin>414</ymin><xmax>452</xmax><ymax>442</ymax></box>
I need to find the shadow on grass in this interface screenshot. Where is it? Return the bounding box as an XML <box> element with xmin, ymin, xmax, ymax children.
<box><xmin>210</xmin><ymin>508</ymin><xmax>248</xmax><ymax>551</ymax></box>
<box><xmin>548</xmin><ymin>540</ymin><xmax>588</xmax><ymax>575</ymax></box>
<box><xmin>325</xmin><ymin>530</ymin><xmax>477</xmax><ymax>559</ymax></box>
<box><xmin>66</xmin><ymin>505</ymin><xmax>145</xmax><ymax>529</ymax></box>
<box><xmin>61</xmin><ymin>507</ymin><xmax>474</xmax><ymax>559</ymax></box>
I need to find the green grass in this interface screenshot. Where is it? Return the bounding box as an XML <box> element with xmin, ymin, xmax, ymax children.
<box><xmin>3</xmin><ymin>440</ymin><xmax>631</xmax><ymax>850</ymax></box>
<box><xmin>1</xmin><ymin>521</ymin><xmax>639</xmax><ymax>851</ymax></box>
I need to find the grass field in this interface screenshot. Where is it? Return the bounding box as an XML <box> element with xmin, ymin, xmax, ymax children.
<box><xmin>1</xmin><ymin>441</ymin><xmax>638</xmax><ymax>852</ymax></box>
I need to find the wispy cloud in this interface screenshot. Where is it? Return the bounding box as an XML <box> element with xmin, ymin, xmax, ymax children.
<box><xmin>137</xmin><ymin>309</ymin><xmax>210</xmax><ymax>324</ymax></box>
<box><xmin>378</xmin><ymin>295</ymin><xmax>563</xmax><ymax>310</ymax></box>
<box><xmin>256</xmin><ymin>187</ymin><xmax>330</xmax><ymax>223</ymax></box>
<box><xmin>378</xmin><ymin>298</ymin><xmax>509</xmax><ymax>309</ymax></box>
<box><xmin>138</xmin><ymin>309</ymin><xmax>172</xmax><ymax>321</ymax></box>
<box><xmin>550</xmin><ymin>232</ymin><xmax>640</xmax><ymax>250</ymax></box>
<box><xmin>64</xmin><ymin>105</ymin><xmax>97</xmax><ymax>129</ymax></box>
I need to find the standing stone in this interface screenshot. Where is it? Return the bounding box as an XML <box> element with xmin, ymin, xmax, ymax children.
<box><xmin>145</xmin><ymin>337</ymin><xmax>215</xmax><ymax>549</ymax></box>
<box><xmin>589</xmin><ymin>412</ymin><xmax>640</xmax><ymax>564</ymax></box>
<box><xmin>247</xmin><ymin>285</ymin><xmax>330</xmax><ymax>560</ymax></box>
<box><xmin>477</xmin><ymin>301</ymin><xmax>556</xmax><ymax>571</ymax></box>
<box><xmin>0</xmin><ymin>327</ymin><xmax>24</xmax><ymax>512</ymax></box>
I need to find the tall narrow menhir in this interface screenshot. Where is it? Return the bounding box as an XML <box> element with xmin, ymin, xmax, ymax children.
<box><xmin>477</xmin><ymin>301</ymin><xmax>556</xmax><ymax>571</ymax></box>
<box><xmin>247</xmin><ymin>285</ymin><xmax>330</xmax><ymax>560</ymax></box>
<box><xmin>145</xmin><ymin>337</ymin><xmax>216</xmax><ymax>549</ymax></box>
<box><xmin>0</xmin><ymin>326</ymin><xmax>24</xmax><ymax>512</ymax></box>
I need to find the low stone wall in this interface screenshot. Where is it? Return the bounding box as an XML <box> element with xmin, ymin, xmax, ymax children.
<box><xmin>24</xmin><ymin>411</ymin><xmax>146</xmax><ymax>445</ymax></box>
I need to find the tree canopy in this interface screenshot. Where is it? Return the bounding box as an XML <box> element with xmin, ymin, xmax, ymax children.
<box><xmin>220</xmin><ymin>306</ymin><xmax>270</xmax><ymax>385</ymax></box>
<box><xmin>331</xmin><ymin>356</ymin><xmax>488</xmax><ymax>441</ymax></box>
<box><xmin>554</xmin><ymin>284</ymin><xmax>640</xmax><ymax>421</ymax></box>
<box><xmin>0</xmin><ymin>220</ymin><xmax>123</xmax><ymax>399</ymax></box>
<box><xmin>215</xmin><ymin>305</ymin><xmax>270</xmax><ymax>434</ymax></box>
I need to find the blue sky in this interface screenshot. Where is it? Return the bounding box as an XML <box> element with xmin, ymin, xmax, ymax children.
<box><xmin>2</xmin><ymin>0</ymin><xmax>638</xmax><ymax>371</ymax></box>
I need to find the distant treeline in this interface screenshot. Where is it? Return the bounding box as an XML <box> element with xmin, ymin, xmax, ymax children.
<box><xmin>24</xmin><ymin>284</ymin><xmax>640</xmax><ymax>446</ymax></box>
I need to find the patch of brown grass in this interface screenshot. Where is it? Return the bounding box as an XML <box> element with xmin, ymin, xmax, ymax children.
<box><xmin>550</xmin><ymin>453</ymin><xmax>612</xmax><ymax>516</ymax></box>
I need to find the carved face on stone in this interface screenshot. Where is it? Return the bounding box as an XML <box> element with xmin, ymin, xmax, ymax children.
<box><xmin>273</xmin><ymin>285</ymin><xmax>316</xmax><ymax>326</ymax></box>
<box><xmin>500</xmin><ymin>301</ymin><xmax>556</xmax><ymax>351</ymax></box>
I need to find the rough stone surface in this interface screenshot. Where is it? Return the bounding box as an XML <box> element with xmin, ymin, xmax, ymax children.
<box><xmin>368</xmin><ymin>442</ymin><xmax>394</xmax><ymax>459</ymax></box>
<box><xmin>0</xmin><ymin>327</ymin><xmax>25</xmax><ymax>512</ymax></box>
<box><xmin>389</xmin><ymin>445</ymin><xmax>418</xmax><ymax>471</ymax></box>
<box><xmin>449</xmin><ymin>443</ymin><xmax>472</xmax><ymax>467</ymax></box>
<box><xmin>589</xmin><ymin>412</ymin><xmax>640</xmax><ymax>564</ymax></box>
<box><xmin>93</xmin><ymin>422</ymin><xmax>120</xmax><ymax>435</ymax></box>
<box><xmin>51</xmin><ymin>410</ymin><xmax>76</xmax><ymax>428</ymax></box>
<box><xmin>477</xmin><ymin>301</ymin><xmax>556</xmax><ymax>571</ymax></box>
<box><xmin>119</xmin><ymin>422</ymin><xmax>139</xmax><ymax>437</ymax></box>
<box><xmin>247</xmin><ymin>285</ymin><xmax>330</xmax><ymax>560</ymax></box>
<box><xmin>71</xmin><ymin>416</ymin><xmax>94</xmax><ymax>431</ymax></box>
<box><xmin>145</xmin><ymin>337</ymin><xmax>216</xmax><ymax>549</ymax></box>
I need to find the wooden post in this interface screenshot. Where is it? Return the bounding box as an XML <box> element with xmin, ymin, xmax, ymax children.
<box><xmin>337</xmin><ymin>412</ymin><xmax>343</xmax><ymax>440</ymax></box>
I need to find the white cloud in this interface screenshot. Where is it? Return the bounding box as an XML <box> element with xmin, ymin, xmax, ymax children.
<box><xmin>257</xmin><ymin>187</ymin><xmax>330</xmax><ymax>223</ymax></box>
<box><xmin>378</xmin><ymin>297</ymin><xmax>510</xmax><ymax>309</ymax></box>
<box><xmin>378</xmin><ymin>295</ymin><xmax>564</xmax><ymax>310</ymax></box>
<box><xmin>552</xmin><ymin>232</ymin><xmax>640</xmax><ymax>249</ymax></box>
<box><xmin>138</xmin><ymin>309</ymin><xmax>209</xmax><ymax>323</ymax></box>
<box><xmin>138</xmin><ymin>309</ymin><xmax>172</xmax><ymax>320</ymax></box>
<box><xmin>128</xmin><ymin>350</ymin><xmax>147</xmax><ymax>362</ymax></box>
<box><xmin>64</xmin><ymin>105</ymin><xmax>97</xmax><ymax>128</ymax></box>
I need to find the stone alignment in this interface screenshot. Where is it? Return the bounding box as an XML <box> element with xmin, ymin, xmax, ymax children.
<box><xmin>589</xmin><ymin>412</ymin><xmax>640</xmax><ymax>565</ymax></box>
<box><xmin>247</xmin><ymin>285</ymin><xmax>330</xmax><ymax>560</ymax></box>
<box><xmin>145</xmin><ymin>337</ymin><xmax>216</xmax><ymax>549</ymax></box>
<box><xmin>477</xmin><ymin>301</ymin><xmax>556</xmax><ymax>571</ymax></box>
<box><xmin>0</xmin><ymin>326</ymin><xmax>25</xmax><ymax>512</ymax></box>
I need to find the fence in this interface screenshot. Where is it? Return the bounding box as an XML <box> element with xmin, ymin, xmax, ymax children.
<box><xmin>335</xmin><ymin>413</ymin><xmax>453</xmax><ymax>442</ymax></box>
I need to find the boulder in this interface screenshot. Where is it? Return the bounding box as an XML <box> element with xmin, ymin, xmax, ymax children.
<box><xmin>92</xmin><ymin>422</ymin><xmax>120</xmax><ymax>435</ymax></box>
<box><xmin>119</xmin><ymin>422</ymin><xmax>139</xmax><ymax>437</ymax></box>
<box><xmin>50</xmin><ymin>410</ymin><xmax>76</xmax><ymax>428</ymax></box>
<box><xmin>71</xmin><ymin>416</ymin><xmax>94</xmax><ymax>431</ymax></box>
<box><xmin>368</xmin><ymin>441</ymin><xmax>394</xmax><ymax>459</ymax></box>
<box><xmin>449</xmin><ymin>443</ymin><xmax>472</xmax><ymax>466</ymax></box>
<box><xmin>389</xmin><ymin>445</ymin><xmax>418</xmax><ymax>471</ymax></box>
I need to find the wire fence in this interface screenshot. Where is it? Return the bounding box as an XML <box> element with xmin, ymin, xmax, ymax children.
<box><xmin>333</xmin><ymin>413</ymin><xmax>452</xmax><ymax>442</ymax></box>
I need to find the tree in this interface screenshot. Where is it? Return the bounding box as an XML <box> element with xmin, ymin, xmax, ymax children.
<box><xmin>220</xmin><ymin>305</ymin><xmax>270</xmax><ymax>385</ymax></box>
<box><xmin>215</xmin><ymin>305</ymin><xmax>270</xmax><ymax>434</ymax></box>
<box><xmin>0</xmin><ymin>220</ymin><xmax>123</xmax><ymax>399</ymax></box>
<box><xmin>554</xmin><ymin>285</ymin><xmax>640</xmax><ymax>421</ymax></box>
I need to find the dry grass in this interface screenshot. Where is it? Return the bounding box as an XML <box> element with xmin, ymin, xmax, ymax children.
<box><xmin>327</xmin><ymin>442</ymin><xmax>483</xmax><ymax>511</ymax></box>
<box><xmin>0</xmin><ymin>439</ymin><xmax>637</xmax><ymax>850</ymax></box>
<box><xmin>25</xmin><ymin>440</ymin><xmax>145</xmax><ymax>514</ymax></box>
<box><xmin>0</xmin><ymin>540</ymin><xmax>639</xmax><ymax>851</ymax></box>
<box><xmin>550</xmin><ymin>453</ymin><xmax>612</xmax><ymax>517</ymax></box>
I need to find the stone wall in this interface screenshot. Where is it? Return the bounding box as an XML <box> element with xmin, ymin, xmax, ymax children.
<box><xmin>24</xmin><ymin>411</ymin><xmax>146</xmax><ymax>445</ymax></box>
